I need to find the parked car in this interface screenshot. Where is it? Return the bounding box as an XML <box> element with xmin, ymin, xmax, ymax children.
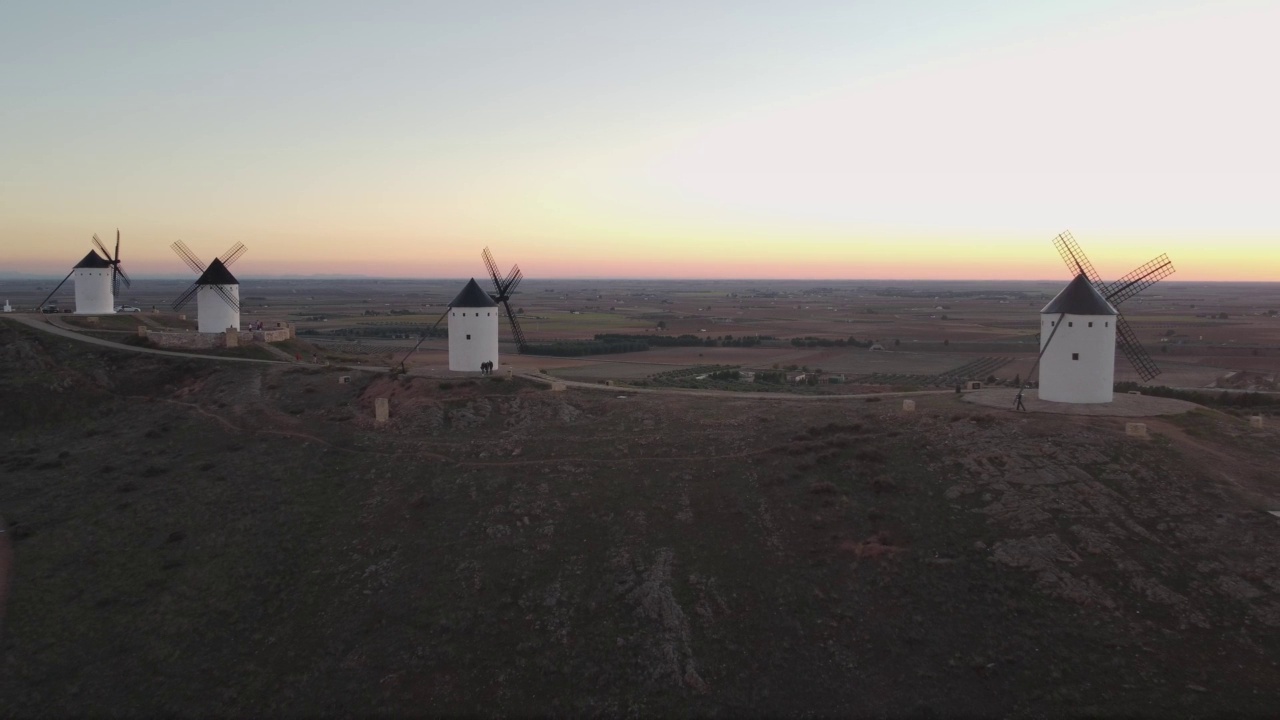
<box><xmin>115</xmin><ymin>306</ymin><xmax>142</xmax><ymax>312</ymax></box>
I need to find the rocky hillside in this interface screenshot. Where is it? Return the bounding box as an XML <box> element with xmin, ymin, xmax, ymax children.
<box><xmin>2</xmin><ymin>319</ymin><xmax>1278</xmax><ymax>716</ymax></box>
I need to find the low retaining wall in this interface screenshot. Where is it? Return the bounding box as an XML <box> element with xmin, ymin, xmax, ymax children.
<box><xmin>143</xmin><ymin>325</ymin><xmax>293</xmax><ymax>350</ymax></box>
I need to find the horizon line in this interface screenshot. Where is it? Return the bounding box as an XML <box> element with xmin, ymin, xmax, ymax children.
<box><xmin>3</xmin><ymin>274</ymin><xmax>1279</xmax><ymax>284</ymax></box>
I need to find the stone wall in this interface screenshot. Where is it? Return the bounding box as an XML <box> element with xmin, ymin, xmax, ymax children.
<box><xmin>146</xmin><ymin>330</ymin><xmax>227</xmax><ymax>350</ymax></box>
<box><xmin>254</xmin><ymin>328</ymin><xmax>291</xmax><ymax>343</ymax></box>
<box><xmin>143</xmin><ymin>324</ymin><xmax>294</xmax><ymax>350</ymax></box>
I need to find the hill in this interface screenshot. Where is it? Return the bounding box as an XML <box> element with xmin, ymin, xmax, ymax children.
<box><xmin>1</xmin><ymin>318</ymin><xmax>1278</xmax><ymax>716</ymax></box>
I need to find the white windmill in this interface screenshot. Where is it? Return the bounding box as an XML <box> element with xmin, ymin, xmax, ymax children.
<box><xmin>446</xmin><ymin>278</ymin><xmax>500</xmax><ymax>372</ymax></box>
<box><xmin>1029</xmin><ymin>232</ymin><xmax>1175</xmax><ymax>404</ymax></box>
<box><xmin>37</xmin><ymin>231</ymin><xmax>131</xmax><ymax>314</ymax></box>
<box><xmin>170</xmin><ymin>241</ymin><xmax>247</xmax><ymax>333</ymax></box>
<box><xmin>394</xmin><ymin>247</ymin><xmax>531</xmax><ymax>374</ymax></box>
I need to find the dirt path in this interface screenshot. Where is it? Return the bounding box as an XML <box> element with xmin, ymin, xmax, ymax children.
<box><xmin>3</xmin><ymin>315</ymin><xmax>313</xmax><ymax>367</ymax></box>
<box><xmin>8</xmin><ymin>314</ymin><xmax>961</xmax><ymax>403</ymax></box>
<box><xmin>515</xmin><ymin>372</ymin><xmax>956</xmax><ymax>402</ymax></box>
<box><xmin>962</xmin><ymin>387</ymin><xmax>1199</xmax><ymax>416</ymax></box>
<box><xmin>1143</xmin><ymin>414</ymin><xmax>1280</xmax><ymax>507</ymax></box>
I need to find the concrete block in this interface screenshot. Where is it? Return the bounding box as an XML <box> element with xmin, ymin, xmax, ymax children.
<box><xmin>1127</xmin><ymin>390</ymin><xmax>1141</xmax><ymax>395</ymax></box>
<box><xmin>137</xmin><ymin>326</ymin><xmax>148</xmax><ymax>337</ymax></box>
<box><xmin>375</xmin><ymin>397</ymin><xmax>389</xmax><ymax>424</ymax></box>
<box><xmin>85</xmin><ymin>316</ymin><xmax>98</xmax><ymax>324</ymax></box>
<box><xmin>964</xmin><ymin>381</ymin><xmax>982</xmax><ymax>390</ymax></box>
<box><xmin>551</xmin><ymin>382</ymin><xmax>567</xmax><ymax>392</ymax></box>
<box><xmin>178</xmin><ymin>314</ymin><xmax>186</xmax><ymax>321</ymax></box>
<box><xmin>1250</xmin><ymin>416</ymin><xmax>1264</xmax><ymax>429</ymax></box>
<box><xmin>338</xmin><ymin>376</ymin><xmax>351</xmax><ymax>385</ymax></box>
<box><xmin>1126</xmin><ymin>422</ymin><xmax>1148</xmax><ymax>438</ymax></box>
<box><xmin>902</xmin><ymin>399</ymin><xmax>916</xmax><ymax>412</ymax></box>
<box><xmin>224</xmin><ymin>328</ymin><xmax>239</xmax><ymax>348</ymax></box>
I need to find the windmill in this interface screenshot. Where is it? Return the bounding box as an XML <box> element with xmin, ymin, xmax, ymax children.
<box><xmin>170</xmin><ymin>240</ymin><xmax>247</xmax><ymax>333</ymax></box>
<box><xmin>482</xmin><ymin>247</ymin><xmax>529</xmax><ymax>353</ymax></box>
<box><xmin>394</xmin><ymin>279</ymin><xmax>500</xmax><ymax>374</ymax></box>
<box><xmin>393</xmin><ymin>247</ymin><xmax>530</xmax><ymax>373</ymax></box>
<box><xmin>37</xmin><ymin>231</ymin><xmax>132</xmax><ymax>314</ymax></box>
<box><xmin>1025</xmin><ymin>231</ymin><xmax>1174</xmax><ymax>404</ymax></box>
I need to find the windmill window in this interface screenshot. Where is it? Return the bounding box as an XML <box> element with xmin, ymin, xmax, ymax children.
<box><xmin>1068</xmin><ymin>321</ymin><xmax>1073</xmax><ymax>327</ymax></box>
<box><xmin>1088</xmin><ymin>322</ymin><xmax>1093</xmax><ymax>327</ymax></box>
<box><xmin>1072</xmin><ymin>353</ymin><xmax>1079</xmax><ymax>361</ymax></box>
<box><xmin>1106</xmin><ymin>322</ymin><xmax>1110</xmax><ymax>327</ymax></box>
<box><xmin>466</xmin><ymin>334</ymin><xmax>471</xmax><ymax>340</ymax></box>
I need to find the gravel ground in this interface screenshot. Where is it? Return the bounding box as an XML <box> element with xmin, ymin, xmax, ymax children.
<box><xmin>962</xmin><ymin>387</ymin><xmax>1199</xmax><ymax>417</ymax></box>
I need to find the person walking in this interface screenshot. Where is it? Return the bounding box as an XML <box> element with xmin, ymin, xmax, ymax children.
<box><xmin>1014</xmin><ymin>389</ymin><xmax>1027</xmax><ymax>412</ymax></box>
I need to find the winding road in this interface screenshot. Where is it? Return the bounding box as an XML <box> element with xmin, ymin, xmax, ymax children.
<box><xmin>2</xmin><ymin>313</ymin><xmax>956</xmax><ymax>402</ymax></box>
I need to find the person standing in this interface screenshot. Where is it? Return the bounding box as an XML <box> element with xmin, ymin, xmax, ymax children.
<box><xmin>1015</xmin><ymin>389</ymin><xmax>1027</xmax><ymax>412</ymax></box>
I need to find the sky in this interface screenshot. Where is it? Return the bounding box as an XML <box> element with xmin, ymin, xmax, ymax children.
<box><xmin>1</xmin><ymin>0</ymin><xmax>1277</xmax><ymax>280</ymax></box>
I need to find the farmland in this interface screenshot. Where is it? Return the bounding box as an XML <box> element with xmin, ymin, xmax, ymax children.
<box><xmin>2</xmin><ymin>277</ymin><xmax>1278</xmax><ymax>392</ymax></box>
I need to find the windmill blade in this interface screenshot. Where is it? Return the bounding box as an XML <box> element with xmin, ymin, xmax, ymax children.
<box><xmin>502</xmin><ymin>265</ymin><xmax>523</xmax><ymax>297</ymax></box>
<box><xmin>1114</xmin><ymin>314</ymin><xmax>1161</xmax><ymax>381</ymax></box>
<box><xmin>37</xmin><ymin>269</ymin><xmax>76</xmax><ymax>310</ymax></box>
<box><xmin>211</xmin><ymin>284</ymin><xmax>241</xmax><ymax>313</ymax></box>
<box><xmin>91</xmin><ymin>233</ymin><xmax>110</xmax><ymax>260</ymax></box>
<box><xmin>481</xmin><ymin>247</ymin><xmax>504</xmax><ymax>295</ymax></box>
<box><xmin>114</xmin><ymin>229</ymin><xmax>121</xmax><ymax>262</ymax></box>
<box><xmin>1052</xmin><ymin>231</ymin><xmax>1104</xmax><ymax>286</ymax></box>
<box><xmin>171</xmin><ymin>240</ymin><xmax>206</xmax><ymax>274</ymax></box>
<box><xmin>1102</xmin><ymin>254</ymin><xmax>1175</xmax><ymax>307</ymax></box>
<box><xmin>112</xmin><ymin>267</ymin><xmax>119</xmax><ymax>299</ymax></box>
<box><xmin>395</xmin><ymin>308</ymin><xmax>450</xmax><ymax>371</ymax></box>
<box><xmin>114</xmin><ymin>264</ymin><xmax>132</xmax><ymax>289</ymax></box>
<box><xmin>220</xmin><ymin>242</ymin><xmax>247</xmax><ymax>267</ymax></box>
<box><xmin>500</xmin><ymin>300</ymin><xmax>529</xmax><ymax>353</ymax></box>
<box><xmin>172</xmin><ymin>282</ymin><xmax>200</xmax><ymax>311</ymax></box>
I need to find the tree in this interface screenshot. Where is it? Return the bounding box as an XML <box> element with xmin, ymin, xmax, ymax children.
<box><xmin>894</xmin><ymin>339</ymin><xmax>901</xmax><ymax>347</ymax></box>
<box><xmin>1013</xmin><ymin>373</ymin><xmax>1021</xmax><ymax>387</ymax></box>
<box><xmin>943</xmin><ymin>338</ymin><xmax>950</xmax><ymax>346</ymax></box>
<box><xmin>656</xmin><ymin>320</ymin><xmax>667</xmax><ymax>330</ymax></box>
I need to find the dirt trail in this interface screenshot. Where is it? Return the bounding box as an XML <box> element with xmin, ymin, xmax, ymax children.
<box><xmin>1143</xmin><ymin>414</ymin><xmax>1280</xmax><ymax>507</ymax></box>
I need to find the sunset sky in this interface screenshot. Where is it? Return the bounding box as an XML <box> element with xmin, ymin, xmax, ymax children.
<box><xmin>1</xmin><ymin>1</ymin><xmax>1276</xmax><ymax>280</ymax></box>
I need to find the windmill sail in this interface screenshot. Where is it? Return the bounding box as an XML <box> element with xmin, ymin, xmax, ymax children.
<box><xmin>481</xmin><ymin>247</ymin><xmax>531</xmax><ymax>354</ymax></box>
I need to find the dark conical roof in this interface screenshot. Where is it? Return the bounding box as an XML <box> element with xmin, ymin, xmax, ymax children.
<box><xmin>1041</xmin><ymin>274</ymin><xmax>1117</xmax><ymax>316</ymax></box>
<box><xmin>73</xmin><ymin>250</ymin><xmax>112</xmax><ymax>269</ymax></box>
<box><xmin>449</xmin><ymin>278</ymin><xmax>498</xmax><ymax>308</ymax></box>
<box><xmin>196</xmin><ymin>258</ymin><xmax>239</xmax><ymax>286</ymax></box>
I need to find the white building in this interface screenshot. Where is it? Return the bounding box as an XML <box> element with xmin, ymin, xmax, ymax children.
<box><xmin>447</xmin><ymin>278</ymin><xmax>500</xmax><ymax>372</ymax></box>
<box><xmin>73</xmin><ymin>251</ymin><xmax>115</xmax><ymax>314</ymax></box>
<box><xmin>1038</xmin><ymin>274</ymin><xmax>1118</xmax><ymax>404</ymax></box>
<box><xmin>195</xmin><ymin>258</ymin><xmax>240</xmax><ymax>333</ymax></box>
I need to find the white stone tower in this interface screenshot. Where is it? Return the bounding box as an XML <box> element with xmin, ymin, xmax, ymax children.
<box><xmin>1038</xmin><ymin>274</ymin><xmax>1118</xmax><ymax>404</ymax></box>
<box><xmin>195</xmin><ymin>258</ymin><xmax>240</xmax><ymax>333</ymax></box>
<box><xmin>447</xmin><ymin>278</ymin><xmax>500</xmax><ymax>372</ymax></box>
<box><xmin>72</xmin><ymin>251</ymin><xmax>115</xmax><ymax>314</ymax></box>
